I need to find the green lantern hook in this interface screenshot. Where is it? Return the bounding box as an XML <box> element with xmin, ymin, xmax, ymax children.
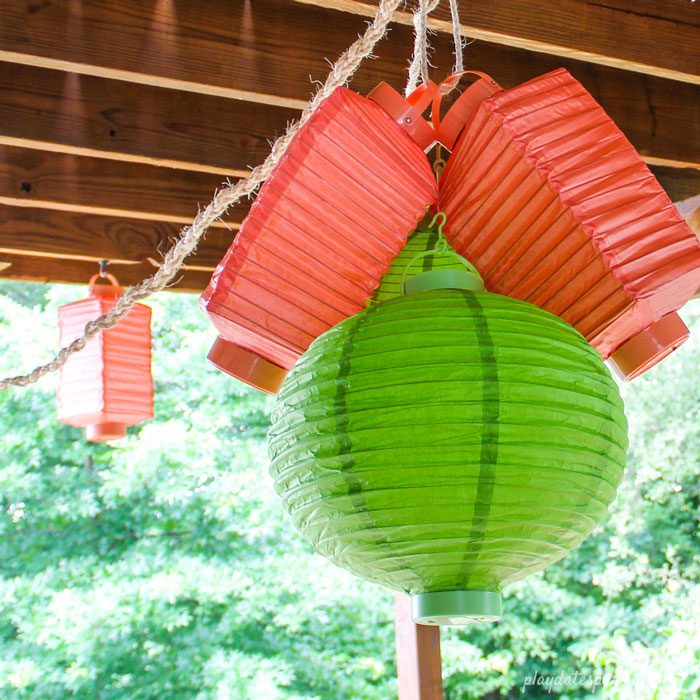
<box><xmin>400</xmin><ymin>212</ymin><xmax>485</xmax><ymax>295</ymax></box>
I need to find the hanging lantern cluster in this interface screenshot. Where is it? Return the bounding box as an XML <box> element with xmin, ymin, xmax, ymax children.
<box><xmin>268</xmin><ymin>254</ymin><xmax>628</xmax><ymax>624</ymax></box>
<box><xmin>57</xmin><ymin>272</ymin><xmax>153</xmax><ymax>442</ymax></box>
<box><xmin>197</xmin><ymin>60</ymin><xmax>700</xmax><ymax>623</ymax></box>
<box><xmin>204</xmin><ymin>71</ymin><xmax>700</xmax><ymax>392</ymax></box>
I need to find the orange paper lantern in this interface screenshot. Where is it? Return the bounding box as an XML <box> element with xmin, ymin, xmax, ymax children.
<box><xmin>202</xmin><ymin>83</ymin><xmax>438</xmax><ymax>393</ymax></box>
<box><xmin>57</xmin><ymin>274</ymin><xmax>153</xmax><ymax>442</ymax></box>
<box><xmin>437</xmin><ymin>69</ymin><xmax>700</xmax><ymax>379</ymax></box>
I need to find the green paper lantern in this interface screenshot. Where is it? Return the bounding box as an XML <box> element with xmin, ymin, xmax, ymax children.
<box><xmin>268</xmin><ymin>271</ymin><xmax>628</xmax><ymax>625</ymax></box>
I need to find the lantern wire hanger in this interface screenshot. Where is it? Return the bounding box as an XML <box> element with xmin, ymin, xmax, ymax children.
<box><xmin>0</xmin><ymin>0</ymin><xmax>467</xmax><ymax>391</ymax></box>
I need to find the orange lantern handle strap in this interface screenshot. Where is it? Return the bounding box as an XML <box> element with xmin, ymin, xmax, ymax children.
<box><xmin>368</xmin><ymin>80</ymin><xmax>438</xmax><ymax>150</ymax></box>
<box><xmin>432</xmin><ymin>70</ymin><xmax>501</xmax><ymax>150</ymax></box>
<box><xmin>88</xmin><ymin>272</ymin><xmax>123</xmax><ymax>298</ymax></box>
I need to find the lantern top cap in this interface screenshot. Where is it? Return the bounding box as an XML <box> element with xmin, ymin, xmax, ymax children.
<box><xmin>404</xmin><ymin>268</ymin><xmax>485</xmax><ymax>294</ymax></box>
<box><xmin>401</xmin><ymin>211</ymin><xmax>485</xmax><ymax>294</ymax></box>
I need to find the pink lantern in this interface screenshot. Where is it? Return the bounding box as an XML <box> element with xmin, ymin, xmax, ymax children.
<box><xmin>57</xmin><ymin>273</ymin><xmax>153</xmax><ymax>442</ymax></box>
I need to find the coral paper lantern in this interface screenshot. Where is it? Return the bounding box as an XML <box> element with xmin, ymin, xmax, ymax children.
<box><xmin>268</xmin><ymin>268</ymin><xmax>627</xmax><ymax>624</ymax></box>
<box><xmin>202</xmin><ymin>83</ymin><xmax>438</xmax><ymax>394</ymax></box>
<box><xmin>57</xmin><ymin>273</ymin><xmax>153</xmax><ymax>442</ymax></box>
<box><xmin>437</xmin><ymin>68</ymin><xmax>700</xmax><ymax>380</ymax></box>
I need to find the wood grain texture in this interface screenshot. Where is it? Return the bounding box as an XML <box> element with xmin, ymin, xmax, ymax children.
<box><xmin>0</xmin><ymin>251</ymin><xmax>209</xmax><ymax>292</ymax></box>
<box><xmin>0</xmin><ymin>145</ymin><xmax>690</xmax><ymax>226</ymax></box>
<box><xmin>0</xmin><ymin>207</ymin><xmax>233</xmax><ymax>270</ymax></box>
<box><xmin>436</xmin><ymin>59</ymin><xmax>700</xmax><ymax>169</ymax></box>
<box><xmin>0</xmin><ymin>145</ymin><xmax>249</xmax><ymax>227</ymax></box>
<box><xmin>395</xmin><ymin>594</ymin><xmax>444</xmax><ymax>700</ymax></box>
<box><xmin>0</xmin><ymin>62</ymin><xmax>295</xmax><ymax>174</ymax></box>
<box><xmin>0</xmin><ymin>0</ymin><xmax>408</xmax><ymax>107</ymax></box>
<box><xmin>652</xmin><ymin>167</ymin><xmax>700</xmax><ymax>204</ymax></box>
<box><xmin>0</xmin><ymin>2</ymin><xmax>696</xmax><ymax>168</ymax></box>
<box><xmin>305</xmin><ymin>0</ymin><xmax>700</xmax><ymax>83</ymax></box>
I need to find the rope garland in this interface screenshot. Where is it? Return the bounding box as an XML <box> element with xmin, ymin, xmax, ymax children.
<box><xmin>448</xmin><ymin>0</ymin><xmax>465</xmax><ymax>73</ymax></box>
<box><xmin>405</xmin><ymin>0</ymin><xmax>440</xmax><ymax>95</ymax></box>
<box><xmin>0</xmin><ymin>0</ymin><xmax>403</xmax><ymax>391</ymax></box>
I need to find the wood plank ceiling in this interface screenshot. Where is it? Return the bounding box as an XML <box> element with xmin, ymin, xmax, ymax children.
<box><xmin>0</xmin><ymin>0</ymin><xmax>698</xmax><ymax>292</ymax></box>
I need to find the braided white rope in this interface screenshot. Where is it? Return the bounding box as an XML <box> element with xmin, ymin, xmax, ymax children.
<box><xmin>449</xmin><ymin>0</ymin><xmax>465</xmax><ymax>73</ymax></box>
<box><xmin>405</xmin><ymin>0</ymin><xmax>440</xmax><ymax>95</ymax></box>
<box><xmin>0</xmin><ymin>0</ymin><xmax>403</xmax><ymax>391</ymax></box>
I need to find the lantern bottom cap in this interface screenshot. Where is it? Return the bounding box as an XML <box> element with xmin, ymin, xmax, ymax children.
<box><xmin>609</xmin><ymin>311</ymin><xmax>689</xmax><ymax>381</ymax></box>
<box><xmin>207</xmin><ymin>337</ymin><xmax>288</xmax><ymax>395</ymax></box>
<box><xmin>86</xmin><ymin>422</ymin><xmax>127</xmax><ymax>442</ymax></box>
<box><xmin>411</xmin><ymin>590</ymin><xmax>502</xmax><ymax>625</ymax></box>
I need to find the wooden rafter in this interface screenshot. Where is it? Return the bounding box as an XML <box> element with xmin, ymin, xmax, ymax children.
<box><xmin>0</xmin><ymin>2</ymin><xmax>697</xmax><ymax>170</ymax></box>
<box><xmin>297</xmin><ymin>0</ymin><xmax>700</xmax><ymax>84</ymax></box>
<box><xmin>0</xmin><ymin>252</ymin><xmax>211</xmax><ymax>292</ymax></box>
<box><xmin>0</xmin><ymin>208</ymin><xmax>232</xmax><ymax>271</ymax></box>
<box><xmin>653</xmin><ymin>168</ymin><xmax>700</xmax><ymax>205</ymax></box>
<box><xmin>0</xmin><ymin>63</ymin><xmax>294</xmax><ymax>176</ymax></box>
<box><xmin>0</xmin><ymin>146</ymin><xmax>248</xmax><ymax>229</ymax></box>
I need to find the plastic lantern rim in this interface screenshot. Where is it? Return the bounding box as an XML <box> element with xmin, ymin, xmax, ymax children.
<box><xmin>207</xmin><ymin>336</ymin><xmax>287</xmax><ymax>395</ymax></box>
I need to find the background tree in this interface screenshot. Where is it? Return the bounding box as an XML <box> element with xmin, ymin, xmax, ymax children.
<box><xmin>0</xmin><ymin>281</ymin><xmax>698</xmax><ymax>699</ymax></box>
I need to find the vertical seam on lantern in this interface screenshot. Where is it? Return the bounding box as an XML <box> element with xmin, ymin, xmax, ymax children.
<box><xmin>333</xmin><ymin>303</ymin><xmax>424</xmax><ymax>592</ymax></box>
<box><xmin>459</xmin><ymin>291</ymin><xmax>501</xmax><ymax>590</ymax></box>
<box><xmin>422</xmin><ymin>228</ymin><xmax>438</xmax><ymax>272</ymax></box>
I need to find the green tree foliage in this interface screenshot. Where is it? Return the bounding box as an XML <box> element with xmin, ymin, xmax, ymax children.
<box><xmin>0</xmin><ymin>281</ymin><xmax>698</xmax><ymax>699</ymax></box>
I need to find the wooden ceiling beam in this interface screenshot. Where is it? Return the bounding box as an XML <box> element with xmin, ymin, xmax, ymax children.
<box><xmin>0</xmin><ymin>0</ymin><xmax>392</xmax><ymax>109</ymax></box>
<box><xmin>0</xmin><ymin>252</ymin><xmax>210</xmax><ymax>293</ymax></box>
<box><xmin>301</xmin><ymin>0</ymin><xmax>700</xmax><ymax>84</ymax></box>
<box><xmin>0</xmin><ymin>2</ymin><xmax>696</xmax><ymax>169</ymax></box>
<box><xmin>0</xmin><ymin>64</ymin><xmax>696</xmax><ymax>175</ymax></box>
<box><xmin>0</xmin><ymin>63</ymin><xmax>295</xmax><ymax>176</ymax></box>
<box><xmin>0</xmin><ymin>208</ymin><xmax>232</xmax><ymax>271</ymax></box>
<box><xmin>652</xmin><ymin>167</ymin><xmax>700</xmax><ymax>205</ymax></box>
<box><xmin>0</xmin><ymin>142</ymin><xmax>691</xmax><ymax>228</ymax></box>
<box><xmin>0</xmin><ymin>146</ymin><xmax>249</xmax><ymax>229</ymax></box>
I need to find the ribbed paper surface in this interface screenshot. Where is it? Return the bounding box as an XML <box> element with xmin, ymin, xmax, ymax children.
<box><xmin>57</xmin><ymin>297</ymin><xmax>153</xmax><ymax>427</ymax></box>
<box><xmin>269</xmin><ymin>291</ymin><xmax>627</xmax><ymax>595</ymax></box>
<box><xmin>203</xmin><ymin>87</ymin><xmax>438</xmax><ymax>370</ymax></box>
